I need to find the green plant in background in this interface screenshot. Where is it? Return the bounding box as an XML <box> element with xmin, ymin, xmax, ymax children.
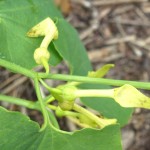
<box><xmin>0</xmin><ymin>0</ymin><xmax>150</xmax><ymax>149</ymax></box>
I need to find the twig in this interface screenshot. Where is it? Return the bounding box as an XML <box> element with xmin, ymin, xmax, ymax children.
<box><xmin>80</xmin><ymin>27</ymin><xmax>95</xmax><ymax>40</ymax></box>
<box><xmin>1</xmin><ymin>76</ymin><xmax>28</xmax><ymax>94</ymax></box>
<box><xmin>135</xmin><ymin>6</ymin><xmax>150</xmax><ymax>23</ymax></box>
<box><xmin>102</xmin><ymin>53</ymin><xmax>124</xmax><ymax>62</ymax></box>
<box><xmin>105</xmin><ymin>35</ymin><xmax>136</xmax><ymax>45</ymax></box>
<box><xmin>0</xmin><ymin>74</ymin><xmax>21</xmax><ymax>89</ymax></box>
<box><xmin>92</xmin><ymin>0</ymin><xmax>148</xmax><ymax>6</ymax></box>
<box><xmin>112</xmin><ymin>5</ymin><xmax>134</xmax><ymax>16</ymax></box>
<box><xmin>141</xmin><ymin>2</ymin><xmax>150</xmax><ymax>13</ymax></box>
<box><xmin>110</xmin><ymin>19</ymin><xmax>150</xmax><ymax>26</ymax></box>
<box><xmin>116</xmin><ymin>20</ymin><xmax>143</xmax><ymax>57</ymax></box>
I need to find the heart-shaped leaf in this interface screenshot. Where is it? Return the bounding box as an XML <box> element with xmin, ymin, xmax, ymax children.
<box><xmin>0</xmin><ymin>107</ymin><xmax>122</xmax><ymax>150</ymax></box>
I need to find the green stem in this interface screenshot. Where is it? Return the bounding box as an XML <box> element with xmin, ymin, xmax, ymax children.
<box><xmin>0</xmin><ymin>59</ymin><xmax>36</xmax><ymax>79</ymax></box>
<box><xmin>41</xmin><ymin>57</ymin><xmax>50</xmax><ymax>74</ymax></box>
<box><xmin>67</xmin><ymin>116</ymin><xmax>91</xmax><ymax>128</ymax></box>
<box><xmin>34</xmin><ymin>78</ymin><xmax>50</xmax><ymax>131</ymax></box>
<box><xmin>73</xmin><ymin>104</ymin><xmax>109</xmax><ymax>128</ymax></box>
<box><xmin>46</xmin><ymin>96</ymin><xmax>55</xmax><ymax>103</ymax></box>
<box><xmin>48</xmin><ymin>105</ymin><xmax>57</xmax><ymax>110</ymax></box>
<box><xmin>1</xmin><ymin>58</ymin><xmax>150</xmax><ymax>90</ymax></box>
<box><xmin>0</xmin><ymin>94</ymin><xmax>60</xmax><ymax>129</ymax></box>
<box><xmin>0</xmin><ymin>94</ymin><xmax>40</xmax><ymax>110</ymax></box>
<box><xmin>38</xmin><ymin>73</ymin><xmax>150</xmax><ymax>90</ymax></box>
<box><xmin>64</xmin><ymin>111</ymin><xmax>79</xmax><ymax>118</ymax></box>
<box><xmin>46</xmin><ymin>107</ymin><xmax>60</xmax><ymax>129</ymax></box>
<box><xmin>42</xmin><ymin>95</ymin><xmax>53</xmax><ymax>103</ymax></box>
<box><xmin>39</xmin><ymin>79</ymin><xmax>61</xmax><ymax>94</ymax></box>
<box><xmin>75</xmin><ymin>89</ymin><xmax>114</xmax><ymax>98</ymax></box>
<box><xmin>48</xmin><ymin>105</ymin><xmax>79</xmax><ymax>118</ymax></box>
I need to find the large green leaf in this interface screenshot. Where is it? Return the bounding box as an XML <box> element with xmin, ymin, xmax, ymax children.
<box><xmin>54</xmin><ymin>19</ymin><xmax>91</xmax><ymax>75</ymax></box>
<box><xmin>0</xmin><ymin>107</ymin><xmax>122</xmax><ymax>149</ymax></box>
<box><xmin>0</xmin><ymin>0</ymin><xmax>62</xmax><ymax>69</ymax></box>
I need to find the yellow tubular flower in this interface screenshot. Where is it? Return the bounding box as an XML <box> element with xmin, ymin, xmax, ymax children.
<box><xmin>27</xmin><ymin>17</ymin><xmax>58</xmax><ymax>73</ymax></box>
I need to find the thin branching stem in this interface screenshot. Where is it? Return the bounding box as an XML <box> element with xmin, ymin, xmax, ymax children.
<box><xmin>0</xmin><ymin>94</ymin><xmax>40</xmax><ymax>110</ymax></box>
<box><xmin>34</xmin><ymin>78</ymin><xmax>50</xmax><ymax>131</ymax></box>
<box><xmin>0</xmin><ymin>59</ymin><xmax>36</xmax><ymax>79</ymax></box>
<box><xmin>38</xmin><ymin>73</ymin><xmax>150</xmax><ymax>90</ymax></box>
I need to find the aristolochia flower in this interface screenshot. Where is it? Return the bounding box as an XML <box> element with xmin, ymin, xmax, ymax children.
<box><xmin>114</xmin><ymin>84</ymin><xmax>150</xmax><ymax>109</ymax></box>
<box><xmin>27</xmin><ymin>17</ymin><xmax>58</xmax><ymax>73</ymax></box>
<box><xmin>73</xmin><ymin>84</ymin><xmax>150</xmax><ymax>109</ymax></box>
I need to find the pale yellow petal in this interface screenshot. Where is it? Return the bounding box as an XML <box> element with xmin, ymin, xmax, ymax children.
<box><xmin>114</xmin><ymin>84</ymin><xmax>150</xmax><ymax>109</ymax></box>
<box><xmin>27</xmin><ymin>17</ymin><xmax>58</xmax><ymax>38</ymax></box>
<box><xmin>88</xmin><ymin>64</ymin><xmax>114</xmax><ymax>78</ymax></box>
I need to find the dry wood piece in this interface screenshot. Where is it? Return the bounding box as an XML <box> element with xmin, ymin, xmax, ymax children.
<box><xmin>135</xmin><ymin>7</ymin><xmax>150</xmax><ymax>22</ymax></box>
<box><xmin>102</xmin><ymin>53</ymin><xmax>124</xmax><ymax>62</ymax></box>
<box><xmin>92</xmin><ymin>0</ymin><xmax>148</xmax><ymax>6</ymax></box>
<box><xmin>105</xmin><ymin>35</ymin><xmax>136</xmax><ymax>45</ymax></box>
<box><xmin>110</xmin><ymin>18</ymin><xmax>150</xmax><ymax>26</ymax></box>
<box><xmin>98</xmin><ymin>7</ymin><xmax>112</xmax><ymax>20</ymax></box>
<box><xmin>88</xmin><ymin>48</ymin><xmax>124</xmax><ymax>63</ymax></box>
<box><xmin>88</xmin><ymin>46</ymin><xmax>117</xmax><ymax>63</ymax></box>
<box><xmin>131</xmin><ymin>40</ymin><xmax>150</xmax><ymax>51</ymax></box>
<box><xmin>112</xmin><ymin>5</ymin><xmax>134</xmax><ymax>16</ymax></box>
<box><xmin>1</xmin><ymin>76</ymin><xmax>28</xmax><ymax>94</ymax></box>
<box><xmin>80</xmin><ymin>27</ymin><xmax>95</xmax><ymax>40</ymax></box>
<box><xmin>0</xmin><ymin>74</ymin><xmax>21</xmax><ymax>90</ymax></box>
<box><xmin>116</xmin><ymin>20</ymin><xmax>143</xmax><ymax>57</ymax></box>
<box><xmin>141</xmin><ymin>2</ymin><xmax>150</xmax><ymax>13</ymax></box>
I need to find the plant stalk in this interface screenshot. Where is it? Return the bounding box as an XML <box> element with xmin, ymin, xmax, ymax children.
<box><xmin>38</xmin><ymin>73</ymin><xmax>150</xmax><ymax>90</ymax></box>
<box><xmin>34</xmin><ymin>78</ymin><xmax>50</xmax><ymax>131</ymax></box>
<box><xmin>0</xmin><ymin>59</ymin><xmax>36</xmax><ymax>79</ymax></box>
<box><xmin>73</xmin><ymin>104</ymin><xmax>108</xmax><ymax>128</ymax></box>
<box><xmin>0</xmin><ymin>94</ymin><xmax>40</xmax><ymax>110</ymax></box>
<box><xmin>39</xmin><ymin>79</ymin><xmax>61</xmax><ymax>94</ymax></box>
<box><xmin>1</xmin><ymin>58</ymin><xmax>150</xmax><ymax>90</ymax></box>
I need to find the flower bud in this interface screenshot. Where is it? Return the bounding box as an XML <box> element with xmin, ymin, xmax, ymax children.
<box><xmin>58</xmin><ymin>100</ymin><xmax>74</xmax><ymax>111</ymax></box>
<box><xmin>27</xmin><ymin>17</ymin><xmax>58</xmax><ymax>73</ymax></box>
<box><xmin>51</xmin><ymin>85</ymin><xmax>77</xmax><ymax>111</ymax></box>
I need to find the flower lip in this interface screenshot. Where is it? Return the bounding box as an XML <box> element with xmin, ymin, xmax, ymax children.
<box><xmin>27</xmin><ymin>17</ymin><xmax>58</xmax><ymax>39</ymax></box>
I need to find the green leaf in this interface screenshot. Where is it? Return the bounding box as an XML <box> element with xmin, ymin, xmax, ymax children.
<box><xmin>0</xmin><ymin>0</ymin><xmax>62</xmax><ymax>69</ymax></box>
<box><xmin>53</xmin><ymin>19</ymin><xmax>91</xmax><ymax>75</ymax></box>
<box><xmin>0</xmin><ymin>107</ymin><xmax>122</xmax><ymax>150</ymax></box>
